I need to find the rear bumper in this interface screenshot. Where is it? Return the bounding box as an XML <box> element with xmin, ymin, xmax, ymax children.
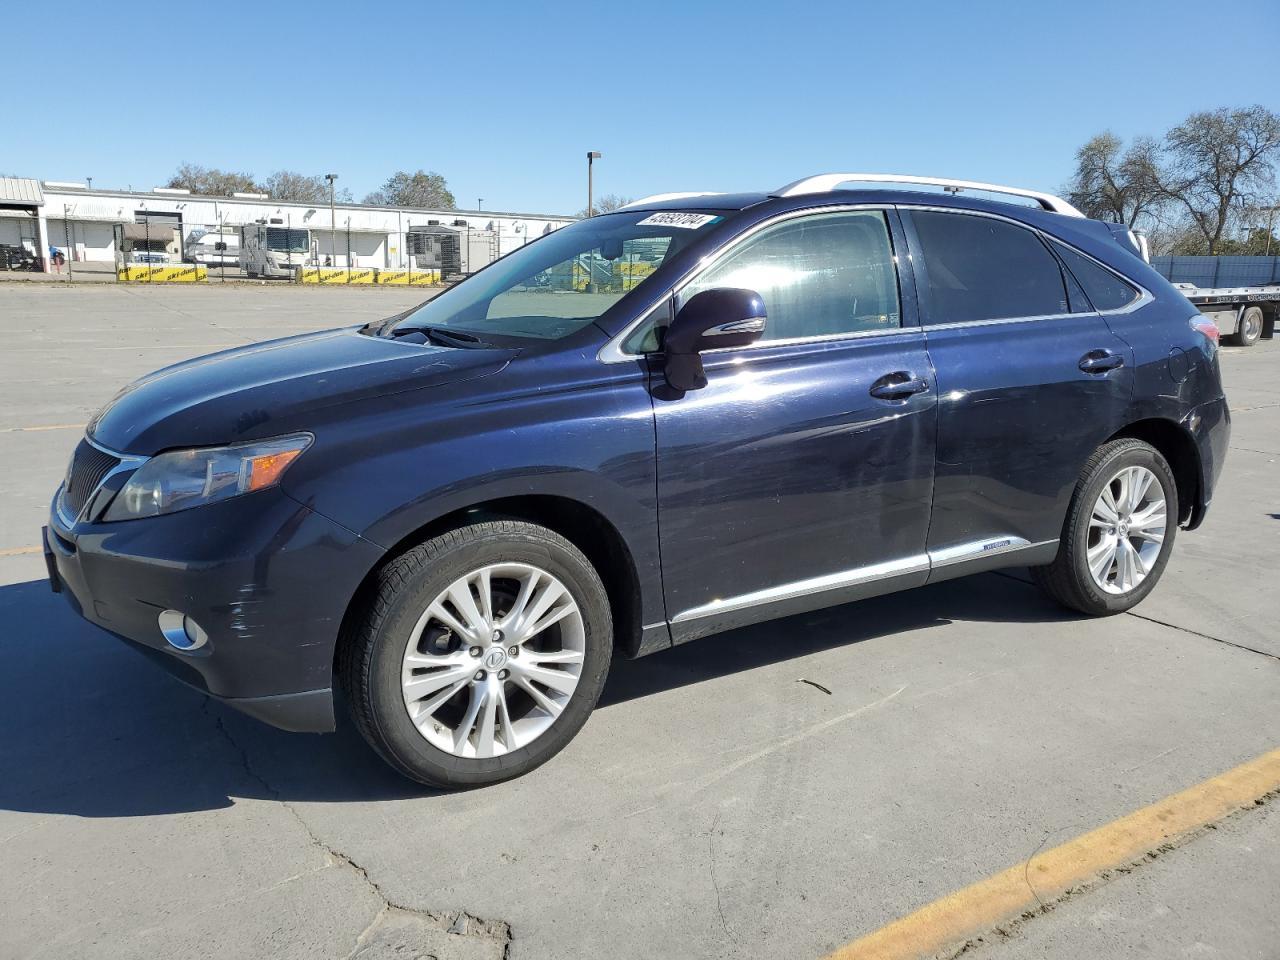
<box><xmin>45</xmin><ymin>487</ymin><xmax>384</xmax><ymax>732</ymax></box>
<box><xmin>1184</xmin><ymin>395</ymin><xmax>1230</xmax><ymax>531</ymax></box>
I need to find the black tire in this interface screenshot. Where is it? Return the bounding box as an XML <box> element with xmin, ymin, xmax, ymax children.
<box><xmin>1232</xmin><ymin>306</ymin><xmax>1263</xmax><ymax>347</ymax></box>
<box><xmin>339</xmin><ymin>520</ymin><xmax>612</xmax><ymax>788</ymax></box>
<box><xmin>1031</xmin><ymin>438</ymin><xmax>1178</xmax><ymax>616</ymax></box>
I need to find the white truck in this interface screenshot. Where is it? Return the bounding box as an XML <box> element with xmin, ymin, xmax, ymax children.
<box><xmin>1172</xmin><ymin>283</ymin><xmax>1278</xmax><ymax>347</ymax></box>
<box><xmin>185</xmin><ymin>232</ymin><xmax>240</xmax><ymax>267</ymax></box>
<box><xmin>240</xmin><ymin>225</ymin><xmax>310</xmax><ymax>278</ymax></box>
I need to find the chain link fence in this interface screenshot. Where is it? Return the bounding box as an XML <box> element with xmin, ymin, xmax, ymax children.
<box><xmin>103</xmin><ymin>211</ymin><xmax>509</xmax><ymax>285</ymax></box>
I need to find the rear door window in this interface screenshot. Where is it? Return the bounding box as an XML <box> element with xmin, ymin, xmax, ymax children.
<box><xmin>1052</xmin><ymin>242</ymin><xmax>1141</xmax><ymax>312</ymax></box>
<box><xmin>909</xmin><ymin>211</ymin><xmax>1069</xmax><ymax>323</ymax></box>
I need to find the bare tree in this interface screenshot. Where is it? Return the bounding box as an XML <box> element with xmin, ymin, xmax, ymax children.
<box><xmin>262</xmin><ymin>170</ymin><xmax>351</xmax><ymax>203</ymax></box>
<box><xmin>1064</xmin><ymin>133</ymin><xmax>1164</xmax><ymax>226</ymax></box>
<box><xmin>364</xmin><ymin>171</ymin><xmax>455</xmax><ymax>209</ymax></box>
<box><xmin>576</xmin><ymin>194</ymin><xmax>634</xmax><ymax>218</ymax></box>
<box><xmin>1160</xmin><ymin>105</ymin><xmax>1280</xmax><ymax>254</ymax></box>
<box><xmin>166</xmin><ymin>163</ymin><xmax>260</xmax><ymax>196</ymax></box>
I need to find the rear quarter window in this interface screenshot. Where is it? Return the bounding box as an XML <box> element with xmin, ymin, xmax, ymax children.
<box><xmin>1052</xmin><ymin>242</ymin><xmax>1141</xmax><ymax>312</ymax></box>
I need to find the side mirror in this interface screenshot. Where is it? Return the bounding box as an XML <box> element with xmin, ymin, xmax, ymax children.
<box><xmin>663</xmin><ymin>288</ymin><xmax>767</xmax><ymax>391</ymax></box>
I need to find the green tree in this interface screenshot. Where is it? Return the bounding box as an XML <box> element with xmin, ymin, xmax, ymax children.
<box><xmin>166</xmin><ymin>163</ymin><xmax>261</xmax><ymax>196</ymax></box>
<box><xmin>363</xmin><ymin>170</ymin><xmax>455</xmax><ymax>209</ymax></box>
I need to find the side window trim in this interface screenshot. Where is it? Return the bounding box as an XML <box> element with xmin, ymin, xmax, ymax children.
<box><xmin>601</xmin><ymin>205</ymin><xmax>913</xmax><ymax>362</ymax></box>
<box><xmin>898</xmin><ymin>205</ymin><xmax>1152</xmax><ymax>328</ymax></box>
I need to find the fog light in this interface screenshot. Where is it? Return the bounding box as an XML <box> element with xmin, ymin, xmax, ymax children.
<box><xmin>158</xmin><ymin>609</ymin><xmax>208</xmax><ymax>651</ymax></box>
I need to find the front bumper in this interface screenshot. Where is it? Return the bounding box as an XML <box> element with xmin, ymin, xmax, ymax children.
<box><xmin>45</xmin><ymin>487</ymin><xmax>384</xmax><ymax>732</ymax></box>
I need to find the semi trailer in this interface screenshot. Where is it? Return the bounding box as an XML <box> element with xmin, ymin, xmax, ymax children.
<box><xmin>1173</xmin><ymin>283</ymin><xmax>1278</xmax><ymax>347</ymax></box>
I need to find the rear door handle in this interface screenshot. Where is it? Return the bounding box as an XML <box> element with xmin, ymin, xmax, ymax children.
<box><xmin>869</xmin><ymin>372</ymin><xmax>931</xmax><ymax>400</ymax></box>
<box><xmin>1079</xmin><ymin>350</ymin><xmax>1125</xmax><ymax>374</ymax></box>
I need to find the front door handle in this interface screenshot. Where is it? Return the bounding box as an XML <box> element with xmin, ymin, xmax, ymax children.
<box><xmin>1079</xmin><ymin>350</ymin><xmax>1125</xmax><ymax>374</ymax></box>
<box><xmin>869</xmin><ymin>372</ymin><xmax>931</xmax><ymax>400</ymax></box>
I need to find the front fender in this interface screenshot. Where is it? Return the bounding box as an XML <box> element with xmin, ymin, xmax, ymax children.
<box><xmin>282</xmin><ymin>352</ymin><xmax>664</xmax><ymax>631</ymax></box>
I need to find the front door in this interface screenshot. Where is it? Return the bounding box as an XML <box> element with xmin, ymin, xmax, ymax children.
<box><xmin>902</xmin><ymin>208</ymin><xmax>1135</xmax><ymax>565</ymax></box>
<box><xmin>651</xmin><ymin>209</ymin><xmax>938</xmax><ymax>642</ymax></box>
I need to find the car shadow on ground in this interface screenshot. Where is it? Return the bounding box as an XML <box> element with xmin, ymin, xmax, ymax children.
<box><xmin>0</xmin><ymin>571</ymin><xmax>1076</xmax><ymax>818</ymax></box>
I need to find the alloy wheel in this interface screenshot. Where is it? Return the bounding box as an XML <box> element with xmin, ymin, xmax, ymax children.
<box><xmin>1086</xmin><ymin>465</ymin><xmax>1167</xmax><ymax>595</ymax></box>
<box><xmin>400</xmin><ymin>563</ymin><xmax>585</xmax><ymax>758</ymax></box>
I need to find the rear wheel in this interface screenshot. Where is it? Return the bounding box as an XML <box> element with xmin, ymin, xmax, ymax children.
<box><xmin>1232</xmin><ymin>306</ymin><xmax>1263</xmax><ymax>347</ymax></box>
<box><xmin>340</xmin><ymin>520</ymin><xmax>612</xmax><ymax>788</ymax></box>
<box><xmin>1032</xmin><ymin>439</ymin><xmax>1177</xmax><ymax>615</ymax></box>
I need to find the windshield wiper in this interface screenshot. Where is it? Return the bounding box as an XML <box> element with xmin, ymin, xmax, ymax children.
<box><xmin>390</xmin><ymin>324</ymin><xmax>489</xmax><ymax>349</ymax></box>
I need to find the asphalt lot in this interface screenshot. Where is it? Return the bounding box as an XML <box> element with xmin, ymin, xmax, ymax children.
<box><xmin>0</xmin><ymin>283</ymin><xmax>1277</xmax><ymax>960</ymax></box>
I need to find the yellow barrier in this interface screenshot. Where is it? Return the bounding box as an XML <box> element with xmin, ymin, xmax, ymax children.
<box><xmin>117</xmin><ymin>264</ymin><xmax>207</xmax><ymax>283</ymax></box>
<box><xmin>375</xmin><ymin>269</ymin><xmax>443</xmax><ymax>285</ymax></box>
<box><xmin>298</xmin><ymin>267</ymin><xmax>377</xmax><ymax>285</ymax></box>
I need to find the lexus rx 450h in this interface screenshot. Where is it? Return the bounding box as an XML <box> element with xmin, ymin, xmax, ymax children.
<box><xmin>46</xmin><ymin>174</ymin><xmax>1229</xmax><ymax>787</ymax></box>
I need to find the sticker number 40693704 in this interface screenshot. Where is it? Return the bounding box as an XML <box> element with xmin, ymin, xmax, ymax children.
<box><xmin>636</xmin><ymin>212</ymin><xmax>720</xmax><ymax>230</ymax></box>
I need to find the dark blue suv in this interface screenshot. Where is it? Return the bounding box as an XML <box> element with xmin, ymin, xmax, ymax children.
<box><xmin>45</xmin><ymin>174</ymin><xmax>1230</xmax><ymax>787</ymax></box>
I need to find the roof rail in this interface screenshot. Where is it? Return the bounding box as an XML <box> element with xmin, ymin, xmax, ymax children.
<box><xmin>773</xmin><ymin>173</ymin><xmax>1084</xmax><ymax>218</ymax></box>
<box><xmin>619</xmin><ymin>192</ymin><xmax>725</xmax><ymax>210</ymax></box>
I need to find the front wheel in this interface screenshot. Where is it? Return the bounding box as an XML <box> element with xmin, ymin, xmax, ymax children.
<box><xmin>1032</xmin><ymin>438</ymin><xmax>1177</xmax><ymax>616</ymax></box>
<box><xmin>340</xmin><ymin>520</ymin><xmax>613</xmax><ymax>788</ymax></box>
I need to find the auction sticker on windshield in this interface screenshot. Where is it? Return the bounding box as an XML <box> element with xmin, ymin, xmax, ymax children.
<box><xmin>636</xmin><ymin>212</ymin><xmax>720</xmax><ymax>229</ymax></box>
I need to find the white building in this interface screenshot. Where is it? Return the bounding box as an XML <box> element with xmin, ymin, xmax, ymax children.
<box><xmin>0</xmin><ymin>176</ymin><xmax>575</xmax><ymax>271</ymax></box>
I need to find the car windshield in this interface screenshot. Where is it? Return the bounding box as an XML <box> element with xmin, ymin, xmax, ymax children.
<box><xmin>387</xmin><ymin>210</ymin><xmax>725</xmax><ymax>341</ymax></box>
<box><xmin>266</xmin><ymin>228</ymin><xmax>308</xmax><ymax>253</ymax></box>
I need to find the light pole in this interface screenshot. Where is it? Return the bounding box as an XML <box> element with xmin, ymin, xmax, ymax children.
<box><xmin>477</xmin><ymin>198</ymin><xmax>484</xmax><ymax>211</ymax></box>
<box><xmin>586</xmin><ymin>151</ymin><xmax>602</xmax><ymax>217</ymax></box>
<box><xmin>1264</xmin><ymin>204</ymin><xmax>1279</xmax><ymax>257</ymax></box>
<box><xmin>324</xmin><ymin>173</ymin><xmax>338</xmax><ymax>268</ymax></box>
<box><xmin>63</xmin><ymin>203</ymin><xmax>73</xmax><ymax>281</ymax></box>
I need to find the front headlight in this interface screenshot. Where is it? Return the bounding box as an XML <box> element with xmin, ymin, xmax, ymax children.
<box><xmin>103</xmin><ymin>434</ymin><xmax>312</xmax><ymax>522</ymax></box>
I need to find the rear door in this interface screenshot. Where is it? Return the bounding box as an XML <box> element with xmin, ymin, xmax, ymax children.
<box><xmin>652</xmin><ymin>208</ymin><xmax>938</xmax><ymax>641</ymax></box>
<box><xmin>901</xmin><ymin>208</ymin><xmax>1134</xmax><ymax>568</ymax></box>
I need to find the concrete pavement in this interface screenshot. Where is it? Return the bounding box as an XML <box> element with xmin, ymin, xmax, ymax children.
<box><xmin>0</xmin><ymin>284</ymin><xmax>1276</xmax><ymax>960</ymax></box>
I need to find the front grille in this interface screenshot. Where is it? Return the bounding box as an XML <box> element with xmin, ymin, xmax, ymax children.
<box><xmin>62</xmin><ymin>439</ymin><xmax>121</xmax><ymax>518</ymax></box>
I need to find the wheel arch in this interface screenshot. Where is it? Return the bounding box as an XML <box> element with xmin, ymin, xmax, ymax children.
<box><xmin>335</xmin><ymin>495</ymin><xmax>646</xmax><ymax>683</ymax></box>
<box><xmin>1105</xmin><ymin>418</ymin><xmax>1201</xmax><ymax>527</ymax></box>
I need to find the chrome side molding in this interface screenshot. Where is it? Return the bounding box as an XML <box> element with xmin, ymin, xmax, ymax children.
<box><xmin>669</xmin><ymin>536</ymin><xmax>1058</xmax><ymax>625</ymax></box>
<box><xmin>928</xmin><ymin>536</ymin><xmax>1057</xmax><ymax>568</ymax></box>
<box><xmin>670</xmin><ymin>554</ymin><xmax>930</xmax><ymax>624</ymax></box>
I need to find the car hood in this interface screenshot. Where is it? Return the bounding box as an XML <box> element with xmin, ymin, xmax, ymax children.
<box><xmin>88</xmin><ymin>327</ymin><xmax>514</xmax><ymax>454</ymax></box>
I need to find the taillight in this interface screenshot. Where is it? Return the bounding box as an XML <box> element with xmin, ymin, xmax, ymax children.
<box><xmin>1189</xmin><ymin>315</ymin><xmax>1219</xmax><ymax>345</ymax></box>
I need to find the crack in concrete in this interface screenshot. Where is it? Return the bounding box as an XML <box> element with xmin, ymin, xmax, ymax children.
<box><xmin>706</xmin><ymin>811</ymin><xmax>738</xmax><ymax>948</ymax></box>
<box><xmin>990</xmin><ymin>570</ymin><xmax>1280</xmax><ymax>662</ymax></box>
<box><xmin>1120</xmin><ymin>609</ymin><xmax>1280</xmax><ymax>661</ymax></box>
<box><xmin>200</xmin><ymin>698</ymin><xmax>514</xmax><ymax>958</ymax></box>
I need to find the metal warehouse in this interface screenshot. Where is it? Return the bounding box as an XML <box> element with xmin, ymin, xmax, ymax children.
<box><xmin>0</xmin><ymin>176</ymin><xmax>575</xmax><ymax>276</ymax></box>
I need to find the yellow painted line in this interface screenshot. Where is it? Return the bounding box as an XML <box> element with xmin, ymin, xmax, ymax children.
<box><xmin>0</xmin><ymin>423</ymin><xmax>83</xmax><ymax>433</ymax></box>
<box><xmin>826</xmin><ymin>746</ymin><xmax>1280</xmax><ymax>960</ymax></box>
<box><xmin>0</xmin><ymin>546</ymin><xmax>41</xmax><ymax>557</ymax></box>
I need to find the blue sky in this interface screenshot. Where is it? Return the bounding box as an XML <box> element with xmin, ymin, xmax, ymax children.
<box><xmin>6</xmin><ymin>0</ymin><xmax>1277</xmax><ymax>215</ymax></box>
